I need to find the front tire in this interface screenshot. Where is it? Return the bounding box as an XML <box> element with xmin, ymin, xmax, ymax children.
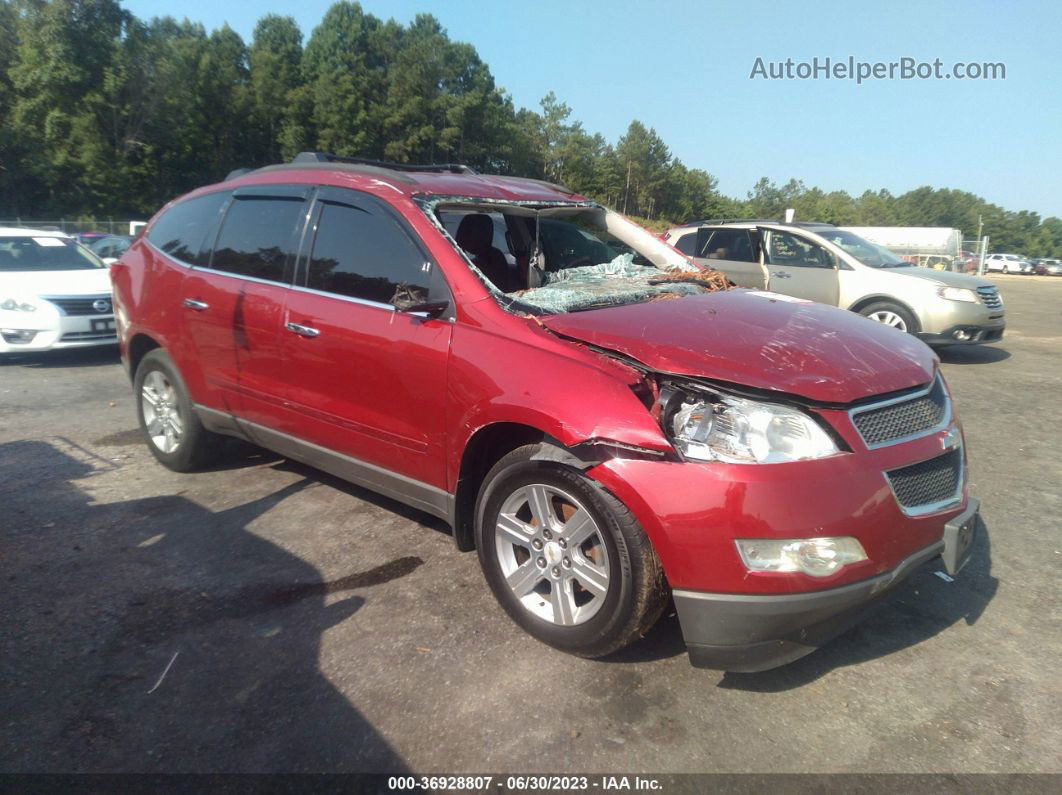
<box><xmin>134</xmin><ymin>349</ymin><xmax>223</xmax><ymax>472</ymax></box>
<box><xmin>475</xmin><ymin>444</ymin><xmax>668</xmax><ymax>658</ymax></box>
<box><xmin>859</xmin><ymin>301</ymin><xmax>919</xmax><ymax>334</ymax></box>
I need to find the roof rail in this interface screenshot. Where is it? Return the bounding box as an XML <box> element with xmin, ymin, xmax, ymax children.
<box><xmin>291</xmin><ymin>152</ymin><xmax>478</xmax><ymax>175</ymax></box>
<box><xmin>684</xmin><ymin>218</ymin><xmax>782</xmax><ymax>226</ymax></box>
<box><xmin>224</xmin><ymin>167</ymin><xmax>253</xmax><ymax>181</ymax></box>
<box><xmin>683</xmin><ymin>218</ymin><xmax>836</xmax><ymax>228</ymax></box>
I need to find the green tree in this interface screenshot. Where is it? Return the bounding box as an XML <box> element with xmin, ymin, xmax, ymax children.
<box><xmin>249</xmin><ymin>14</ymin><xmax>302</xmax><ymax>164</ymax></box>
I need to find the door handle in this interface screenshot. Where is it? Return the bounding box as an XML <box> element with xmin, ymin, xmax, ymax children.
<box><xmin>182</xmin><ymin>298</ymin><xmax>209</xmax><ymax>311</ymax></box>
<box><xmin>772</xmin><ymin>270</ymin><xmax>791</xmax><ymax>278</ymax></box>
<box><xmin>286</xmin><ymin>321</ymin><xmax>320</xmax><ymax>338</ymax></box>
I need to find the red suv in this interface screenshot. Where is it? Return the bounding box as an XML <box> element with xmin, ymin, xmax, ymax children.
<box><xmin>111</xmin><ymin>153</ymin><xmax>979</xmax><ymax>672</ymax></box>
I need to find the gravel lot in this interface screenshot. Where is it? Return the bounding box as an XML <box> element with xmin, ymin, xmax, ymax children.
<box><xmin>1</xmin><ymin>274</ymin><xmax>1060</xmax><ymax>774</ymax></box>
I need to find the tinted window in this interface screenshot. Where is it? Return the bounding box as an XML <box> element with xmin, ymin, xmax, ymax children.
<box><xmin>210</xmin><ymin>196</ymin><xmax>304</xmax><ymax>282</ymax></box>
<box><xmin>147</xmin><ymin>192</ymin><xmax>229</xmax><ymax>265</ymax></box>
<box><xmin>306</xmin><ymin>202</ymin><xmax>430</xmax><ymax>304</ymax></box>
<box><xmin>703</xmin><ymin>229</ymin><xmax>754</xmax><ymax>262</ymax></box>
<box><xmin>673</xmin><ymin>232</ymin><xmax>698</xmax><ymax>255</ymax></box>
<box><xmin>766</xmin><ymin>231</ymin><xmax>833</xmax><ymax>268</ymax></box>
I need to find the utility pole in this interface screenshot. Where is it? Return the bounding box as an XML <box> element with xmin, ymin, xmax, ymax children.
<box><xmin>623</xmin><ymin>160</ymin><xmax>631</xmax><ymax>215</ymax></box>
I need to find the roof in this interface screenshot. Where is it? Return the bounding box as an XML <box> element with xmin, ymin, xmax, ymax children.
<box><xmin>218</xmin><ymin>153</ymin><xmax>586</xmax><ymax>205</ymax></box>
<box><xmin>669</xmin><ymin>220</ymin><xmax>836</xmax><ymax>232</ymax></box>
<box><xmin>0</xmin><ymin>227</ymin><xmax>71</xmax><ymax>238</ymax></box>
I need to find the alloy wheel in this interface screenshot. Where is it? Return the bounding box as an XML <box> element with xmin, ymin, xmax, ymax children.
<box><xmin>494</xmin><ymin>483</ymin><xmax>610</xmax><ymax>626</ymax></box>
<box><xmin>866</xmin><ymin>310</ymin><xmax>908</xmax><ymax>331</ymax></box>
<box><xmin>141</xmin><ymin>370</ymin><xmax>183</xmax><ymax>454</ymax></box>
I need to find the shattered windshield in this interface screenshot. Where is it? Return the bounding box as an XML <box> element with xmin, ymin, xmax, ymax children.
<box><xmin>429</xmin><ymin>202</ymin><xmax>728</xmax><ymax>314</ymax></box>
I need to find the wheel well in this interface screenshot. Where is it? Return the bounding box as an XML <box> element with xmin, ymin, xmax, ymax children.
<box><xmin>128</xmin><ymin>334</ymin><xmax>161</xmax><ymax>380</ymax></box>
<box><xmin>452</xmin><ymin>423</ymin><xmax>547</xmax><ymax>551</ymax></box>
<box><xmin>847</xmin><ymin>295</ymin><xmax>921</xmax><ymax>332</ymax></box>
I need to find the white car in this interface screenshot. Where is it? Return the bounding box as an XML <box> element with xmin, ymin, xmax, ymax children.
<box><xmin>0</xmin><ymin>227</ymin><xmax>117</xmax><ymax>354</ymax></box>
<box><xmin>985</xmin><ymin>253</ymin><xmax>1032</xmax><ymax>274</ymax></box>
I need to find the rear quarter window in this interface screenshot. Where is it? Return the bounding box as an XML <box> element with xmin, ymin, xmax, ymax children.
<box><xmin>673</xmin><ymin>232</ymin><xmax>698</xmax><ymax>255</ymax></box>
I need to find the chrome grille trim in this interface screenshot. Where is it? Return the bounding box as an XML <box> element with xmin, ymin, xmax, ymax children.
<box><xmin>42</xmin><ymin>294</ymin><xmax>113</xmax><ymax>316</ymax></box>
<box><xmin>976</xmin><ymin>285</ymin><xmax>1003</xmax><ymax>310</ymax></box>
<box><xmin>849</xmin><ymin>374</ymin><xmax>951</xmax><ymax>449</ymax></box>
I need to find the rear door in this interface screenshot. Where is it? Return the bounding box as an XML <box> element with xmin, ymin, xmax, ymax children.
<box><xmin>279</xmin><ymin>187</ymin><xmax>453</xmax><ymax>493</ymax></box>
<box><xmin>181</xmin><ymin>185</ymin><xmax>309</xmax><ymax>426</ymax></box>
<box><xmin>691</xmin><ymin>228</ymin><xmax>767</xmax><ymax>288</ymax></box>
<box><xmin>758</xmin><ymin>227</ymin><xmax>840</xmax><ymax>305</ymax></box>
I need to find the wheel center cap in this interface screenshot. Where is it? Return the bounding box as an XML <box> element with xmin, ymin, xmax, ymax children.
<box><xmin>544</xmin><ymin>541</ymin><xmax>562</xmax><ymax>564</ymax></box>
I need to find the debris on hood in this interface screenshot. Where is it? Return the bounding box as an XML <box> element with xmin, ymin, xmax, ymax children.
<box><xmin>509</xmin><ymin>254</ymin><xmax>722</xmax><ymax>314</ymax></box>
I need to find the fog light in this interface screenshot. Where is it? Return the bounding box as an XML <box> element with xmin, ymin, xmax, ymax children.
<box><xmin>953</xmin><ymin>329</ymin><xmax>970</xmax><ymax>340</ymax></box>
<box><xmin>1</xmin><ymin>329</ymin><xmax>38</xmax><ymax>344</ymax></box>
<box><xmin>735</xmin><ymin>537</ymin><xmax>868</xmax><ymax>577</ymax></box>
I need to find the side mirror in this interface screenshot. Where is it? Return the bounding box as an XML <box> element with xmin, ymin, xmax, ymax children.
<box><xmin>393</xmin><ymin>295</ymin><xmax>450</xmax><ymax>318</ymax></box>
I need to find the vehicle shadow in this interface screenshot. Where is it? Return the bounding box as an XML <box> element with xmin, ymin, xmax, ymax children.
<box><xmin>0</xmin><ymin>439</ymin><xmax>411</xmax><ymax>773</ymax></box>
<box><xmin>0</xmin><ymin>344</ymin><xmax>121</xmax><ymax>368</ymax></box>
<box><xmin>936</xmin><ymin>345</ymin><xmax>1010</xmax><ymax>365</ymax></box>
<box><xmin>604</xmin><ymin>517</ymin><xmax>998</xmax><ymax>681</ymax></box>
<box><xmin>717</xmin><ymin>516</ymin><xmax>997</xmax><ymax>691</ymax></box>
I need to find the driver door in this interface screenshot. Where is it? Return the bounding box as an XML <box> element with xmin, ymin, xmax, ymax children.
<box><xmin>757</xmin><ymin>227</ymin><xmax>840</xmax><ymax>306</ymax></box>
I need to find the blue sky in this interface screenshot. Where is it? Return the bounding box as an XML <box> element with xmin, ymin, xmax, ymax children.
<box><xmin>121</xmin><ymin>0</ymin><xmax>1062</xmax><ymax>218</ymax></box>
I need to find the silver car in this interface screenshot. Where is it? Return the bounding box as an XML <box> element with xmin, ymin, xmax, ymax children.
<box><xmin>665</xmin><ymin>221</ymin><xmax>1005</xmax><ymax>345</ymax></box>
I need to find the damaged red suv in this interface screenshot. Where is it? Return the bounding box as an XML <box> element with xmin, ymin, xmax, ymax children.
<box><xmin>111</xmin><ymin>153</ymin><xmax>979</xmax><ymax>671</ymax></box>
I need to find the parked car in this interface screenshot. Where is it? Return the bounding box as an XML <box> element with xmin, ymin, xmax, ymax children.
<box><xmin>1034</xmin><ymin>258</ymin><xmax>1062</xmax><ymax>276</ymax></box>
<box><xmin>0</xmin><ymin>227</ymin><xmax>116</xmax><ymax>354</ymax></box>
<box><xmin>665</xmin><ymin>221</ymin><xmax>1005</xmax><ymax>345</ymax></box>
<box><xmin>89</xmin><ymin>234</ymin><xmax>134</xmax><ymax>265</ymax></box>
<box><xmin>984</xmin><ymin>253</ymin><xmax>1032</xmax><ymax>274</ymax></box>
<box><xmin>111</xmin><ymin>153</ymin><xmax>980</xmax><ymax>672</ymax></box>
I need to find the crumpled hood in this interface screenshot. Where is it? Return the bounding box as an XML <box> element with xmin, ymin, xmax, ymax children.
<box><xmin>1</xmin><ymin>268</ymin><xmax>113</xmax><ymax>297</ymax></box>
<box><xmin>542</xmin><ymin>290</ymin><xmax>937</xmax><ymax>404</ymax></box>
<box><xmin>888</xmin><ymin>266</ymin><xmax>995</xmax><ymax>289</ymax></box>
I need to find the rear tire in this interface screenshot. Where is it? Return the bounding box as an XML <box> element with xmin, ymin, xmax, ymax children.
<box><xmin>134</xmin><ymin>349</ymin><xmax>223</xmax><ymax>472</ymax></box>
<box><xmin>858</xmin><ymin>301</ymin><xmax>919</xmax><ymax>335</ymax></box>
<box><xmin>474</xmin><ymin>444</ymin><xmax>668</xmax><ymax>658</ymax></box>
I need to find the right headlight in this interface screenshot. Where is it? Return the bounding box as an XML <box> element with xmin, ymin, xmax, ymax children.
<box><xmin>937</xmin><ymin>286</ymin><xmax>978</xmax><ymax>303</ymax></box>
<box><xmin>665</xmin><ymin>388</ymin><xmax>839</xmax><ymax>464</ymax></box>
<box><xmin>1</xmin><ymin>297</ymin><xmax>38</xmax><ymax>312</ymax></box>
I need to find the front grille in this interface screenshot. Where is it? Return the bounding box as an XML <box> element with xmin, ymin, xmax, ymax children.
<box><xmin>43</xmin><ymin>295</ymin><xmax>112</xmax><ymax>316</ymax></box>
<box><xmin>977</xmin><ymin>286</ymin><xmax>1002</xmax><ymax>310</ymax></box>
<box><xmin>60</xmin><ymin>330</ymin><xmax>117</xmax><ymax>341</ymax></box>
<box><xmin>852</xmin><ymin>377</ymin><xmax>948</xmax><ymax>447</ymax></box>
<box><xmin>886</xmin><ymin>448</ymin><xmax>962</xmax><ymax>512</ymax></box>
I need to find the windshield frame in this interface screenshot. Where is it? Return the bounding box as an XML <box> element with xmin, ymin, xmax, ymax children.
<box><xmin>416</xmin><ymin>196</ymin><xmax>702</xmax><ymax>316</ymax></box>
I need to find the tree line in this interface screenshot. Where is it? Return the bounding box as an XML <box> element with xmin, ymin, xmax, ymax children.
<box><xmin>1</xmin><ymin>0</ymin><xmax>1059</xmax><ymax>256</ymax></box>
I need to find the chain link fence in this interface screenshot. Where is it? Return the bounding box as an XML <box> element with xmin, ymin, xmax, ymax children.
<box><xmin>962</xmin><ymin>236</ymin><xmax>990</xmax><ymax>276</ymax></box>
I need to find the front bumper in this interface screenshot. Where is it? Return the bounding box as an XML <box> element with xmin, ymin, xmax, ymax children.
<box><xmin>675</xmin><ymin>498</ymin><xmax>979</xmax><ymax>672</ymax></box>
<box><xmin>917</xmin><ymin>300</ymin><xmax>1005</xmax><ymax>346</ymax></box>
<box><xmin>917</xmin><ymin>322</ymin><xmax>1005</xmax><ymax>346</ymax></box>
<box><xmin>0</xmin><ymin>314</ymin><xmax>117</xmax><ymax>353</ymax></box>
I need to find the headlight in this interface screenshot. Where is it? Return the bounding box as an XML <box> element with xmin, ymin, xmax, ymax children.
<box><xmin>1</xmin><ymin>297</ymin><xmax>38</xmax><ymax>312</ymax></box>
<box><xmin>938</xmin><ymin>286</ymin><xmax>978</xmax><ymax>303</ymax></box>
<box><xmin>667</xmin><ymin>390</ymin><xmax>839</xmax><ymax>463</ymax></box>
<box><xmin>735</xmin><ymin>537</ymin><xmax>867</xmax><ymax>577</ymax></box>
